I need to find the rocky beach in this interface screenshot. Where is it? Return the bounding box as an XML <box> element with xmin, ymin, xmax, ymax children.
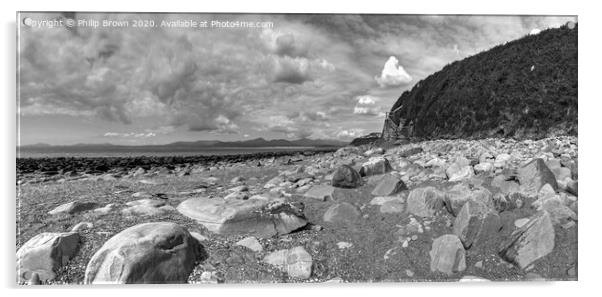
<box><xmin>16</xmin><ymin>136</ymin><xmax>578</xmax><ymax>284</ymax></box>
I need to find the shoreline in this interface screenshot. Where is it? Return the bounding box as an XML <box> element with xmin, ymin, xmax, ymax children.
<box><xmin>17</xmin><ymin>147</ymin><xmax>340</xmax><ymax>177</ymax></box>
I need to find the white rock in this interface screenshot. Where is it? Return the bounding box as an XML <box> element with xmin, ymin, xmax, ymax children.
<box><xmin>235</xmin><ymin>236</ymin><xmax>263</xmax><ymax>252</ymax></box>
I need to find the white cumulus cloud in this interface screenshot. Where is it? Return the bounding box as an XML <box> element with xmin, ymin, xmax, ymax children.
<box><xmin>374</xmin><ymin>56</ymin><xmax>412</xmax><ymax>87</ymax></box>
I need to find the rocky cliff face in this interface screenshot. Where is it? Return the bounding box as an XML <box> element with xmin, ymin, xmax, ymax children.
<box><xmin>385</xmin><ymin>23</ymin><xmax>577</xmax><ymax>141</ymax></box>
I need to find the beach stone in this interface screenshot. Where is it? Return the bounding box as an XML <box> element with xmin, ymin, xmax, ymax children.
<box><xmin>370</xmin><ymin>196</ymin><xmax>405</xmax><ymax>206</ymax></box>
<box><xmin>304</xmin><ymin>184</ymin><xmax>336</xmax><ymax>201</ymax></box>
<box><xmin>331</xmin><ymin>165</ymin><xmax>362</xmax><ymax>188</ymax></box>
<box><xmin>444</xmin><ymin>183</ymin><xmax>493</xmax><ymax>216</ymax></box>
<box><xmin>121</xmin><ymin>199</ymin><xmax>175</xmax><ymax>216</ymax></box>
<box><xmin>177</xmin><ymin>197</ymin><xmax>307</xmax><ymax>238</ymax></box>
<box><xmin>263</xmin><ymin>246</ymin><xmax>312</xmax><ymax>279</ymax></box>
<box><xmin>517</xmin><ymin>158</ymin><xmax>558</xmax><ymax>195</ymax></box>
<box><xmin>566</xmin><ymin>180</ymin><xmax>578</xmax><ymax>196</ymax></box>
<box><xmin>380</xmin><ymin>200</ymin><xmax>405</xmax><ymax>213</ymax></box>
<box><xmin>474</xmin><ymin>162</ymin><xmax>493</xmax><ymax>173</ymax></box>
<box><xmin>48</xmin><ymin>201</ymin><xmax>98</xmax><ymax>215</ymax></box>
<box><xmin>425</xmin><ymin>157</ymin><xmax>446</xmax><ymax>168</ymax></box>
<box><xmin>446</xmin><ymin>163</ymin><xmax>475</xmax><ymax>182</ymax></box>
<box><xmin>429</xmin><ymin>234</ymin><xmax>466</xmax><ymax>275</ymax></box>
<box><xmin>93</xmin><ymin>203</ymin><xmax>118</xmax><ymax>215</ymax></box>
<box><xmin>406</xmin><ymin>186</ymin><xmax>444</xmax><ymax>217</ymax></box>
<box><xmin>364</xmin><ymin>147</ymin><xmax>384</xmax><ymax>157</ymax></box>
<box><xmin>235</xmin><ymin>236</ymin><xmax>263</xmax><ymax>252</ymax></box>
<box><xmin>264</xmin><ymin>176</ymin><xmax>285</xmax><ymax>189</ymax></box>
<box><xmin>84</xmin><ymin>222</ymin><xmax>202</xmax><ymax>284</ymax></box>
<box><xmin>17</xmin><ymin>232</ymin><xmax>80</xmax><ymax>282</ymax></box>
<box><xmin>494</xmin><ymin>153</ymin><xmax>512</xmax><ymax>168</ymax></box>
<box><xmin>132</xmin><ymin>191</ymin><xmax>153</xmax><ymax>199</ymax></box>
<box><xmin>71</xmin><ymin>222</ymin><xmax>93</xmax><ymax>232</ymax></box>
<box><xmin>499</xmin><ymin>211</ymin><xmax>555</xmax><ymax>269</ymax></box>
<box><xmin>323</xmin><ymin>202</ymin><xmax>361</xmax><ymax>225</ymax></box>
<box><xmin>453</xmin><ymin>200</ymin><xmax>501</xmax><ymax>249</ymax></box>
<box><xmin>398</xmin><ymin>147</ymin><xmax>423</xmax><ymax>158</ymax></box>
<box><xmin>230</xmin><ymin>176</ymin><xmax>245</xmax><ymax>184</ymax></box>
<box><xmin>359</xmin><ymin>156</ymin><xmax>393</xmax><ymax>176</ymax></box>
<box><xmin>371</xmin><ymin>174</ymin><xmax>407</xmax><ymax>196</ymax></box>
<box><xmin>132</xmin><ymin>167</ymin><xmax>146</xmax><ymax>177</ymax></box>
<box><xmin>337</xmin><ymin>242</ymin><xmax>353</xmax><ymax>249</ymax></box>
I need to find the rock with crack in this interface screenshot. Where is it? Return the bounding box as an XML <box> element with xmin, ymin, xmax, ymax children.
<box><xmin>517</xmin><ymin>158</ymin><xmax>558</xmax><ymax>196</ymax></box>
<box><xmin>17</xmin><ymin>232</ymin><xmax>80</xmax><ymax>283</ymax></box>
<box><xmin>406</xmin><ymin>186</ymin><xmax>445</xmax><ymax>217</ymax></box>
<box><xmin>304</xmin><ymin>185</ymin><xmax>336</xmax><ymax>201</ymax></box>
<box><xmin>453</xmin><ymin>200</ymin><xmax>501</xmax><ymax>249</ymax></box>
<box><xmin>371</xmin><ymin>174</ymin><xmax>407</xmax><ymax>196</ymax></box>
<box><xmin>84</xmin><ymin>222</ymin><xmax>203</xmax><ymax>284</ymax></box>
<box><xmin>121</xmin><ymin>199</ymin><xmax>175</xmax><ymax>216</ymax></box>
<box><xmin>444</xmin><ymin>183</ymin><xmax>493</xmax><ymax>216</ymax></box>
<box><xmin>359</xmin><ymin>156</ymin><xmax>393</xmax><ymax>177</ymax></box>
<box><xmin>177</xmin><ymin>197</ymin><xmax>307</xmax><ymax>238</ymax></box>
<box><xmin>499</xmin><ymin>211</ymin><xmax>555</xmax><ymax>269</ymax></box>
<box><xmin>263</xmin><ymin>246</ymin><xmax>313</xmax><ymax>279</ymax></box>
<box><xmin>323</xmin><ymin>202</ymin><xmax>361</xmax><ymax>225</ymax></box>
<box><xmin>48</xmin><ymin>201</ymin><xmax>98</xmax><ymax>215</ymax></box>
<box><xmin>429</xmin><ymin>234</ymin><xmax>466</xmax><ymax>275</ymax></box>
<box><xmin>331</xmin><ymin>165</ymin><xmax>362</xmax><ymax>188</ymax></box>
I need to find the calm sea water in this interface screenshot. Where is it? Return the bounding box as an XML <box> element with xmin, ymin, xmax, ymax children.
<box><xmin>17</xmin><ymin>146</ymin><xmax>331</xmax><ymax>158</ymax></box>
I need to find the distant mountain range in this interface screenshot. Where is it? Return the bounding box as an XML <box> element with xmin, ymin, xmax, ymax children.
<box><xmin>20</xmin><ymin>138</ymin><xmax>348</xmax><ymax>148</ymax></box>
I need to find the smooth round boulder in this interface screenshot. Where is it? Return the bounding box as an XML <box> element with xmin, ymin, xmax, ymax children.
<box><xmin>84</xmin><ymin>222</ymin><xmax>203</xmax><ymax>284</ymax></box>
<box><xmin>331</xmin><ymin>165</ymin><xmax>362</xmax><ymax>188</ymax></box>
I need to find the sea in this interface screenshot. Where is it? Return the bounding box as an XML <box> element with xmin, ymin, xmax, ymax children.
<box><xmin>16</xmin><ymin>146</ymin><xmax>333</xmax><ymax>159</ymax></box>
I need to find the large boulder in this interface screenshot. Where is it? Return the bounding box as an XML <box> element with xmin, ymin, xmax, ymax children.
<box><xmin>429</xmin><ymin>234</ymin><xmax>466</xmax><ymax>275</ymax></box>
<box><xmin>84</xmin><ymin>222</ymin><xmax>202</xmax><ymax>284</ymax></box>
<box><xmin>371</xmin><ymin>174</ymin><xmax>407</xmax><ymax>196</ymax></box>
<box><xmin>48</xmin><ymin>201</ymin><xmax>98</xmax><ymax>215</ymax></box>
<box><xmin>453</xmin><ymin>200</ymin><xmax>501</xmax><ymax>249</ymax></box>
<box><xmin>499</xmin><ymin>211</ymin><xmax>555</xmax><ymax>269</ymax></box>
<box><xmin>331</xmin><ymin>165</ymin><xmax>362</xmax><ymax>188</ymax></box>
<box><xmin>444</xmin><ymin>183</ymin><xmax>493</xmax><ymax>216</ymax></box>
<box><xmin>17</xmin><ymin>232</ymin><xmax>80</xmax><ymax>283</ymax></box>
<box><xmin>359</xmin><ymin>156</ymin><xmax>393</xmax><ymax>177</ymax></box>
<box><xmin>177</xmin><ymin>197</ymin><xmax>307</xmax><ymax>238</ymax></box>
<box><xmin>406</xmin><ymin>187</ymin><xmax>445</xmax><ymax>217</ymax></box>
<box><xmin>323</xmin><ymin>202</ymin><xmax>361</xmax><ymax>225</ymax></box>
<box><xmin>263</xmin><ymin>246</ymin><xmax>313</xmax><ymax>279</ymax></box>
<box><xmin>517</xmin><ymin>158</ymin><xmax>558</xmax><ymax>195</ymax></box>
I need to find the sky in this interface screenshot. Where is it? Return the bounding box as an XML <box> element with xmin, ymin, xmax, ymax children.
<box><xmin>17</xmin><ymin>13</ymin><xmax>576</xmax><ymax>145</ymax></box>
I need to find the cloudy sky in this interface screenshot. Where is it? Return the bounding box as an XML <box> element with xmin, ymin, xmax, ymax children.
<box><xmin>17</xmin><ymin>13</ymin><xmax>575</xmax><ymax>145</ymax></box>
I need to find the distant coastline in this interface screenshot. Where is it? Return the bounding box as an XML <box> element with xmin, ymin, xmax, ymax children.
<box><xmin>17</xmin><ymin>137</ymin><xmax>348</xmax><ymax>158</ymax></box>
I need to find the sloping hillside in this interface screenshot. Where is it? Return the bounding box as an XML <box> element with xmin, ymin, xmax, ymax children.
<box><xmin>386</xmin><ymin>23</ymin><xmax>577</xmax><ymax>140</ymax></box>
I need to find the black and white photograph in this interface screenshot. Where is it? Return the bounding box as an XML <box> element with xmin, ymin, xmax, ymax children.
<box><xmin>14</xmin><ymin>10</ymin><xmax>580</xmax><ymax>286</ymax></box>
